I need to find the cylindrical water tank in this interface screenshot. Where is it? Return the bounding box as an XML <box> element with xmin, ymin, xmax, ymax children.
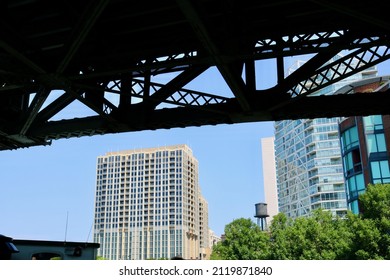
<box><xmin>254</xmin><ymin>203</ymin><xmax>268</xmax><ymax>218</ymax></box>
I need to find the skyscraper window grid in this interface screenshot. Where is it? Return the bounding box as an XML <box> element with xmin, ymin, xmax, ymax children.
<box><xmin>274</xmin><ymin>53</ymin><xmax>378</xmax><ymax>218</ymax></box>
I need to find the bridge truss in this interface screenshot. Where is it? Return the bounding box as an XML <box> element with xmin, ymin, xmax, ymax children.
<box><xmin>1</xmin><ymin>0</ymin><xmax>390</xmax><ymax>150</ymax></box>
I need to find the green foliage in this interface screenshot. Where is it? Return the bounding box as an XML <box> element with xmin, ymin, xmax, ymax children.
<box><xmin>267</xmin><ymin>213</ymin><xmax>290</xmax><ymax>259</ymax></box>
<box><xmin>212</xmin><ymin>184</ymin><xmax>390</xmax><ymax>260</ymax></box>
<box><xmin>359</xmin><ymin>184</ymin><xmax>390</xmax><ymax>220</ymax></box>
<box><xmin>358</xmin><ymin>184</ymin><xmax>390</xmax><ymax>259</ymax></box>
<box><xmin>210</xmin><ymin>218</ymin><xmax>270</xmax><ymax>260</ymax></box>
<box><xmin>269</xmin><ymin>210</ymin><xmax>353</xmax><ymax>260</ymax></box>
<box><xmin>344</xmin><ymin>212</ymin><xmax>383</xmax><ymax>259</ymax></box>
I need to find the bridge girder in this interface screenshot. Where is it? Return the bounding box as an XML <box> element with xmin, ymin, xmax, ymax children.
<box><xmin>1</xmin><ymin>0</ymin><xmax>390</xmax><ymax>150</ymax></box>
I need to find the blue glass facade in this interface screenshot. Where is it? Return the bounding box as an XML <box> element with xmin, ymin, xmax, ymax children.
<box><xmin>275</xmin><ymin>118</ymin><xmax>347</xmax><ymax>218</ymax></box>
<box><xmin>339</xmin><ymin>77</ymin><xmax>390</xmax><ymax>214</ymax></box>
<box><xmin>340</xmin><ymin>124</ymin><xmax>365</xmax><ymax>213</ymax></box>
<box><xmin>274</xmin><ymin>54</ymin><xmax>377</xmax><ymax>219</ymax></box>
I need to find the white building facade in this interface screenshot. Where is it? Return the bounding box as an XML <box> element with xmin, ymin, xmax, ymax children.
<box><xmin>93</xmin><ymin>144</ymin><xmax>207</xmax><ymax>260</ymax></box>
<box><xmin>260</xmin><ymin>137</ymin><xmax>279</xmax><ymax>224</ymax></box>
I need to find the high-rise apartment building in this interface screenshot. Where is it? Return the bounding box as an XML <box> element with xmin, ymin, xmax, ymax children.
<box><xmin>93</xmin><ymin>144</ymin><xmax>208</xmax><ymax>260</ymax></box>
<box><xmin>208</xmin><ymin>230</ymin><xmax>221</xmax><ymax>248</ymax></box>
<box><xmin>274</xmin><ymin>53</ymin><xmax>377</xmax><ymax>218</ymax></box>
<box><xmin>338</xmin><ymin>76</ymin><xmax>390</xmax><ymax>214</ymax></box>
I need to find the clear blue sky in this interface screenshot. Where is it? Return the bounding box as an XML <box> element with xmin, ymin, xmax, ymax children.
<box><xmin>1</xmin><ymin>55</ymin><xmax>390</xmax><ymax>242</ymax></box>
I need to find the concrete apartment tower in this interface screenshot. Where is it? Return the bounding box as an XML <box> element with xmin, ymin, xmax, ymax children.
<box><xmin>93</xmin><ymin>144</ymin><xmax>208</xmax><ymax>260</ymax></box>
<box><xmin>260</xmin><ymin>137</ymin><xmax>279</xmax><ymax>224</ymax></box>
<box><xmin>198</xmin><ymin>193</ymin><xmax>210</xmax><ymax>259</ymax></box>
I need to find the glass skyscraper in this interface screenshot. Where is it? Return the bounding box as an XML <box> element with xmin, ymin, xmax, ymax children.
<box><xmin>93</xmin><ymin>144</ymin><xmax>208</xmax><ymax>260</ymax></box>
<box><xmin>274</xmin><ymin>53</ymin><xmax>377</xmax><ymax>218</ymax></box>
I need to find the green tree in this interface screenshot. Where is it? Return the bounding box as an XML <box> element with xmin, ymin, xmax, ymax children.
<box><xmin>211</xmin><ymin>184</ymin><xmax>390</xmax><ymax>260</ymax></box>
<box><xmin>269</xmin><ymin>209</ymin><xmax>353</xmax><ymax>260</ymax></box>
<box><xmin>210</xmin><ymin>218</ymin><xmax>270</xmax><ymax>260</ymax></box>
<box><xmin>344</xmin><ymin>212</ymin><xmax>383</xmax><ymax>259</ymax></box>
<box><xmin>359</xmin><ymin>183</ymin><xmax>390</xmax><ymax>220</ymax></box>
<box><xmin>267</xmin><ymin>213</ymin><xmax>290</xmax><ymax>259</ymax></box>
<box><xmin>357</xmin><ymin>183</ymin><xmax>390</xmax><ymax>259</ymax></box>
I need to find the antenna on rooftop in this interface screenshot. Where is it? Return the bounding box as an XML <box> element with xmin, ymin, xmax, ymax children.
<box><xmin>64</xmin><ymin>211</ymin><xmax>69</xmax><ymax>243</ymax></box>
<box><xmin>86</xmin><ymin>222</ymin><xmax>93</xmax><ymax>244</ymax></box>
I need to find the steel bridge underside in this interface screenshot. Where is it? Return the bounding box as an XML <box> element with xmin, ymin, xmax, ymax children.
<box><xmin>1</xmin><ymin>0</ymin><xmax>390</xmax><ymax>150</ymax></box>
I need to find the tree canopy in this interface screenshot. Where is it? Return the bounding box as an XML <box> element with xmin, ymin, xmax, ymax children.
<box><xmin>268</xmin><ymin>209</ymin><xmax>353</xmax><ymax>260</ymax></box>
<box><xmin>211</xmin><ymin>218</ymin><xmax>270</xmax><ymax>260</ymax></box>
<box><xmin>211</xmin><ymin>183</ymin><xmax>390</xmax><ymax>260</ymax></box>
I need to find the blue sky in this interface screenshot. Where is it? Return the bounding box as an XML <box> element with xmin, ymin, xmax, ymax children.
<box><xmin>1</xmin><ymin>55</ymin><xmax>390</xmax><ymax>242</ymax></box>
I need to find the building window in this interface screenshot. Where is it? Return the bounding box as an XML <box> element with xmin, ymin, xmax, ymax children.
<box><xmin>350</xmin><ymin>200</ymin><xmax>360</xmax><ymax>214</ymax></box>
<box><xmin>341</xmin><ymin>126</ymin><xmax>359</xmax><ymax>152</ymax></box>
<box><xmin>344</xmin><ymin>148</ymin><xmax>362</xmax><ymax>176</ymax></box>
<box><xmin>346</xmin><ymin>174</ymin><xmax>365</xmax><ymax>201</ymax></box>
<box><xmin>370</xmin><ymin>160</ymin><xmax>390</xmax><ymax>184</ymax></box>
<box><xmin>363</xmin><ymin>115</ymin><xmax>383</xmax><ymax>132</ymax></box>
<box><xmin>366</xmin><ymin>133</ymin><xmax>386</xmax><ymax>154</ymax></box>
